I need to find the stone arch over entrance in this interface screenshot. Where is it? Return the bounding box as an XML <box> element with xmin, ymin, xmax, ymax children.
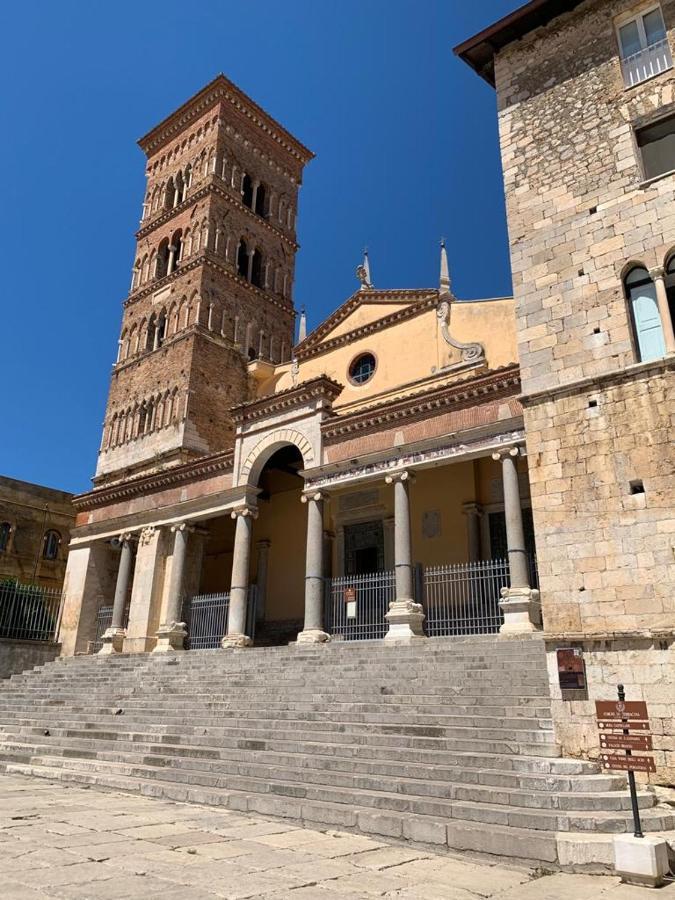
<box><xmin>240</xmin><ymin>429</ymin><xmax>314</xmax><ymax>487</ymax></box>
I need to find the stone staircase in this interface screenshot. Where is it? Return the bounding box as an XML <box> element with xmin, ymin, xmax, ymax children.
<box><xmin>0</xmin><ymin>635</ymin><xmax>672</xmax><ymax>870</ymax></box>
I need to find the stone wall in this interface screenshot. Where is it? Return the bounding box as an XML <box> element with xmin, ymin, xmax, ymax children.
<box><xmin>0</xmin><ymin>638</ymin><xmax>60</xmax><ymax>680</ymax></box>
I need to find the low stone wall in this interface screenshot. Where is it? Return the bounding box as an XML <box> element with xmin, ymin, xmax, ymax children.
<box><xmin>0</xmin><ymin>638</ymin><xmax>61</xmax><ymax>679</ymax></box>
<box><xmin>546</xmin><ymin>634</ymin><xmax>674</xmax><ymax>787</ymax></box>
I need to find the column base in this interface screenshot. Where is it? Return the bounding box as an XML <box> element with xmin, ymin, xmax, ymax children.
<box><xmin>152</xmin><ymin>622</ymin><xmax>187</xmax><ymax>653</ymax></box>
<box><xmin>98</xmin><ymin>627</ymin><xmax>126</xmax><ymax>655</ymax></box>
<box><xmin>296</xmin><ymin>629</ymin><xmax>331</xmax><ymax>644</ymax></box>
<box><xmin>499</xmin><ymin>586</ymin><xmax>541</xmax><ymax>635</ymax></box>
<box><xmin>220</xmin><ymin>632</ymin><xmax>253</xmax><ymax>649</ymax></box>
<box><xmin>384</xmin><ymin>599</ymin><xmax>426</xmax><ymax>643</ymax></box>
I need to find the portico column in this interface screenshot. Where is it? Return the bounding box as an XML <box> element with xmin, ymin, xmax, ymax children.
<box><xmin>384</xmin><ymin>471</ymin><xmax>425</xmax><ymax>642</ymax></box>
<box><xmin>99</xmin><ymin>532</ymin><xmax>135</xmax><ymax>655</ymax></box>
<box><xmin>648</xmin><ymin>267</ymin><xmax>675</xmax><ymax>355</ymax></box>
<box><xmin>154</xmin><ymin>523</ymin><xmax>192</xmax><ymax>652</ymax></box>
<box><xmin>221</xmin><ymin>507</ymin><xmax>257</xmax><ymax>648</ymax></box>
<box><xmin>492</xmin><ymin>447</ymin><xmax>541</xmax><ymax>634</ymax></box>
<box><xmin>462</xmin><ymin>502</ymin><xmax>483</xmax><ymax>563</ymax></box>
<box><xmin>297</xmin><ymin>492</ymin><xmax>330</xmax><ymax>644</ymax></box>
<box><xmin>255</xmin><ymin>539</ymin><xmax>270</xmax><ymax>623</ymax></box>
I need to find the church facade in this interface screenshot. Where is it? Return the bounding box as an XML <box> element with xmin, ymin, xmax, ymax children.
<box><xmin>60</xmin><ymin>0</ymin><xmax>674</xmax><ymax>788</ymax></box>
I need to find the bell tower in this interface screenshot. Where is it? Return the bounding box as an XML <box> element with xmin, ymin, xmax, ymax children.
<box><xmin>94</xmin><ymin>75</ymin><xmax>313</xmax><ymax>486</ymax></box>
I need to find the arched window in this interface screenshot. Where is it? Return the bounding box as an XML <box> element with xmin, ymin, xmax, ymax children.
<box><xmin>242</xmin><ymin>173</ymin><xmax>253</xmax><ymax>208</ymax></box>
<box><xmin>175</xmin><ymin>170</ymin><xmax>184</xmax><ymax>204</ymax></box>
<box><xmin>156</xmin><ymin>311</ymin><xmax>166</xmax><ymax>348</ymax></box>
<box><xmin>43</xmin><ymin>530</ymin><xmax>61</xmax><ymax>561</ymax></box>
<box><xmin>0</xmin><ymin>522</ymin><xmax>12</xmax><ymax>552</ymax></box>
<box><xmin>138</xmin><ymin>403</ymin><xmax>148</xmax><ymax>435</ymax></box>
<box><xmin>156</xmin><ymin>239</ymin><xmax>170</xmax><ymax>279</ymax></box>
<box><xmin>237</xmin><ymin>239</ymin><xmax>249</xmax><ymax>278</ymax></box>
<box><xmin>255</xmin><ymin>183</ymin><xmax>266</xmax><ymax>217</ymax></box>
<box><xmin>146</xmin><ymin>314</ymin><xmax>157</xmax><ymax>351</ymax></box>
<box><xmin>625</xmin><ymin>266</ymin><xmax>665</xmax><ymax>361</ymax></box>
<box><xmin>251</xmin><ymin>248</ymin><xmax>263</xmax><ymax>288</ymax></box>
<box><xmin>164</xmin><ymin>178</ymin><xmax>176</xmax><ymax>210</ymax></box>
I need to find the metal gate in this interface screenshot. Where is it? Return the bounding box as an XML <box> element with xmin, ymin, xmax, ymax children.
<box><xmin>326</xmin><ymin>570</ymin><xmax>395</xmax><ymax>641</ymax></box>
<box><xmin>183</xmin><ymin>587</ymin><xmax>257</xmax><ymax>650</ymax></box>
<box><xmin>91</xmin><ymin>604</ymin><xmax>130</xmax><ymax>653</ymax></box>
<box><xmin>0</xmin><ymin>581</ymin><xmax>62</xmax><ymax>642</ymax></box>
<box><xmin>423</xmin><ymin>559</ymin><xmax>508</xmax><ymax>636</ymax></box>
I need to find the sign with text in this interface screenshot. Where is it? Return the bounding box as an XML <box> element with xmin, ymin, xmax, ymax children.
<box><xmin>597</xmin><ymin>720</ymin><xmax>650</xmax><ymax>731</ymax></box>
<box><xmin>595</xmin><ymin>700</ymin><xmax>649</xmax><ymax>722</ymax></box>
<box><xmin>600</xmin><ymin>754</ymin><xmax>656</xmax><ymax>773</ymax></box>
<box><xmin>599</xmin><ymin>733</ymin><xmax>653</xmax><ymax>752</ymax></box>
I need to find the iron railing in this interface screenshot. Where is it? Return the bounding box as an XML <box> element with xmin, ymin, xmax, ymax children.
<box><xmin>91</xmin><ymin>604</ymin><xmax>131</xmax><ymax>653</ymax></box>
<box><xmin>621</xmin><ymin>38</ymin><xmax>673</xmax><ymax>87</ymax></box>
<box><xmin>0</xmin><ymin>581</ymin><xmax>62</xmax><ymax>642</ymax></box>
<box><xmin>183</xmin><ymin>587</ymin><xmax>257</xmax><ymax>650</ymax></box>
<box><xmin>423</xmin><ymin>558</ymin><xmax>509</xmax><ymax>636</ymax></box>
<box><xmin>326</xmin><ymin>570</ymin><xmax>395</xmax><ymax>641</ymax></box>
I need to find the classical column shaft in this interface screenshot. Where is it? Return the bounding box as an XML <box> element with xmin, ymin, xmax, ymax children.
<box><xmin>165</xmin><ymin>525</ymin><xmax>189</xmax><ymax>624</ymax></box>
<box><xmin>297</xmin><ymin>494</ymin><xmax>329</xmax><ymax>643</ymax></box>
<box><xmin>222</xmin><ymin>509</ymin><xmax>255</xmax><ymax>647</ymax></box>
<box><xmin>111</xmin><ymin>537</ymin><xmax>133</xmax><ymax>630</ymax></box>
<box><xmin>650</xmin><ymin>267</ymin><xmax>675</xmax><ymax>355</ymax></box>
<box><xmin>501</xmin><ymin>451</ymin><xmax>529</xmax><ymax>589</ymax></box>
<box><xmin>393</xmin><ymin>477</ymin><xmax>413</xmax><ymax>601</ymax></box>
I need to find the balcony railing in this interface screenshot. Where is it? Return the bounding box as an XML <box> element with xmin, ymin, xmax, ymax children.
<box><xmin>621</xmin><ymin>38</ymin><xmax>673</xmax><ymax>87</ymax></box>
<box><xmin>0</xmin><ymin>581</ymin><xmax>63</xmax><ymax>643</ymax></box>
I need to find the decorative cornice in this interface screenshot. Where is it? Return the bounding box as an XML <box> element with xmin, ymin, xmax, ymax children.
<box><xmin>138</xmin><ymin>74</ymin><xmax>314</xmax><ymax>165</ymax></box>
<box><xmin>321</xmin><ymin>365</ymin><xmax>521</xmax><ymax>442</ymax></box>
<box><xmin>295</xmin><ymin>291</ymin><xmax>439</xmax><ymax>361</ymax></box>
<box><xmin>232</xmin><ymin>376</ymin><xmax>343</xmax><ymax>425</ymax></box>
<box><xmin>74</xmin><ymin>450</ymin><xmax>234</xmax><ymax>511</ymax></box>
<box><xmin>135</xmin><ymin>176</ymin><xmax>298</xmax><ymax>251</ymax></box>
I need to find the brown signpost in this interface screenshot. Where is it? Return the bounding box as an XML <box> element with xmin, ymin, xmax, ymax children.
<box><xmin>595</xmin><ymin>685</ymin><xmax>655</xmax><ymax>839</ymax></box>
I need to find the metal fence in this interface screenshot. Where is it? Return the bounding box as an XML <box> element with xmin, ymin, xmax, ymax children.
<box><xmin>183</xmin><ymin>587</ymin><xmax>257</xmax><ymax>650</ymax></box>
<box><xmin>91</xmin><ymin>604</ymin><xmax>131</xmax><ymax>653</ymax></box>
<box><xmin>0</xmin><ymin>581</ymin><xmax>62</xmax><ymax>642</ymax></box>
<box><xmin>621</xmin><ymin>38</ymin><xmax>673</xmax><ymax>88</ymax></box>
<box><xmin>423</xmin><ymin>559</ymin><xmax>508</xmax><ymax>637</ymax></box>
<box><xmin>326</xmin><ymin>570</ymin><xmax>396</xmax><ymax>641</ymax></box>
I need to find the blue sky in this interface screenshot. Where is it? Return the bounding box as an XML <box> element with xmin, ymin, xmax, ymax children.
<box><xmin>0</xmin><ymin>0</ymin><xmax>518</xmax><ymax>494</ymax></box>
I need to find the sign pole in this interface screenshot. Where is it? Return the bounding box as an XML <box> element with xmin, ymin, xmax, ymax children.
<box><xmin>618</xmin><ymin>684</ymin><xmax>644</xmax><ymax>839</ymax></box>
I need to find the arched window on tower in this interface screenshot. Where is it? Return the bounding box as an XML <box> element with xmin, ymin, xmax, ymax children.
<box><xmin>251</xmin><ymin>248</ymin><xmax>263</xmax><ymax>288</ymax></box>
<box><xmin>624</xmin><ymin>266</ymin><xmax>666</xmax><ymax>362</ymax></box>
<box><xmin>156</xmin><ymin>311</ymin><xmax>166</xmax><ymax>348</ymax></box>
<box><xmin>170</xmin><ymin>230</ymin><xmax>182</xmax><ymax>272</ymax></box>
<box><xmin>43</xmin><ymin>530</ymin><xmax>61</xmax><ymax>561</ymax></box>
<box><xmin>255</xmin><ymin>183</ymin><xmax>266</xmax><ymax>217</ymax></box>
<box><xmin>156</xmin><ymin>239</ymin><xmax>170</xmax><ymax>279</ymax></box>
<box><xmin>242</xmin><ymin>173</ymin><xmax>253</xmax><ymax>209</ymax></box>
<box><xmin>164</xmin><ymin>178</ymin><xmax>176</xmax><ymax>210</ymax></box>
<box><xmin>237</xmin><ymin>239</ymin><xmax>249</xmax><ymax>279</ymax></box>
<box><xmin>146</xmin><ymin>314</ymin><xmax>157</xmax><ymax>351</ymax></box>
<box><xmin>175</xmin><ymin>170</ymin><xmax>184</xmax><ymax>204</ymax></box>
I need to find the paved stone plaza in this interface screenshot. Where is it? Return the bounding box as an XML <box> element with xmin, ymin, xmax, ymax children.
<box><xmin>1</xmin><ymin>775</ymin><xmax>672</xmax><ymax>899</ymax></box>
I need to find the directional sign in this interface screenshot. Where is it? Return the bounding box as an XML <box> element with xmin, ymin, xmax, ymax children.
<box><xmin>600</xmin><ymin>754</ymin><xmax>656</xmax><ymax>773</ymax></box>
<box><xmin>599</xmin><ymin>733</ymin><xmax>653</xmax><ymax>752</ymax></box>
<box><xmin>595</xmin><ymin>700</ymin><xmax>648</xmax><ymax>722</ymax></box>
<box><xmin>597</xmin><ymin>720</ymin><xmax>650</xmax><ymax>731</ymax></box>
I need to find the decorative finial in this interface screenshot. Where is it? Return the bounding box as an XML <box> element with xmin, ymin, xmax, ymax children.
<box><xmin>440</xmin><ymin>238</ymin><xmax>451</xmax><ymax>295</ymax></box>
<box><xmin>297</xmin><ymin>307</ymin><xmax>307</xmax><ymax>342</ymax></box>
<box><xmin>356</xmin><ymin>247</ymin><xmax>373</xmax><ymax>290</ymax></box>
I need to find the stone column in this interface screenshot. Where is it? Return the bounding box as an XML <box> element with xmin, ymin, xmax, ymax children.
<box><xmin>297</xmin><ymin>492</ymin><xmax>330</xmax><ymax>643</ymax></box>
<box><xmin>255</xmin><ymin>539</ymin><xmax>270</xmax><ymax>623</ymax></box>
<box><xmin>246</xmin><ymin>251</ymin><xmax>254</xmax><ymax>283</ymax></box>
<box><xmin>649</xmin><ymin>267</ymin><xmax>675</xmax><ymax>355</ymax></box>
<box><xmin>99</xmin><ymin>532</ymin><xmax>135</xmax><ymax>655</ymax></box>
<box><xmin>492</xmin><ymin>447</ymin><xmax>541</xmax><ymax>634</ymax></box>
<box><xmin>154</xmin><ymin>523</ymin><xmax>192</xmax><ymax>652</ymax></box>
<box><xmin>384</xmin><ymin>471</ymin><xmax>425</xmax><ymax>642</ymax></box>
<box><xmin>252</xmin><ymin>180</ymin><xmax>260</xmax><ymax>213</ymax></box>
<box><xmin>462</xmin><ymin>502</ymin><xmax>483</xmax><ymax>562</ymax></box>
<box><xmin>222</xmin><ymin>507</ymin><xmax>257</xmax><ymax>648</ymax></box>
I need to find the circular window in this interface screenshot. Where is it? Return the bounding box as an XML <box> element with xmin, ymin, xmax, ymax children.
<box><xmin>349</xmin><ymin>352</ymin><xmax>376</xmax><ymax>385</ymax></box>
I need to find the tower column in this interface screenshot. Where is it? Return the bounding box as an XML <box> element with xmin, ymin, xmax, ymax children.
<box><xmin>492</xmin><ymin>447</ymin><xmax>541</xmax><ymax>634</ymax></box>
<box><xmin>222</xmin><ymin>507</ymin><xmax>257</xmax><ymax>648</ymax></box>
<box><xmin>297</xmin><ymin>492</ymin><xmax>330</xmax><ymax>644</ymax></box>
<box><xmin>384</xmin><ymin>471</ymin><xmax>425</xmax><ymax>642</ymax></box>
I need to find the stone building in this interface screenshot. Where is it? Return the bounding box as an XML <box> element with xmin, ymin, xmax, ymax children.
<box><xmin>455</xmin><ymin>0</ymin><xmax>674</xmax><ymax>784</ymax></box>
<box><xmin>0</xmin><ymin>476</ymin><xmax>74</xmax><ymax>590</ymax></box>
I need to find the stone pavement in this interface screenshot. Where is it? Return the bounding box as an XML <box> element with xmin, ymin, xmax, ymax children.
<box><xmin>1</xmin><ymin>775</ymin><xmax>673</xmax><ymax>899</ymax></box>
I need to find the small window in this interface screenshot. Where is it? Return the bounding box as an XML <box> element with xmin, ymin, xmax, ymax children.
<box><xmin>636</xmin><ymin>113</ymin><xmax>675</xmax><ymax>180</ymax></box>
<box><xmin>349</xmin><ymin>352</ymin><xmax>376</xmax><ymax>385</ymax></box>
<box><xmin>0</xmin><ymin>522</ymin><xmax>12</xmax><ymax>552</ymax></box>
<box><xmin>43</xmin><ymin>530</ymin><xmax>61</xmax><ymax>561</ymax></box>
<box><xmin>618</xmin><ymin>6</ymin><xmax>672</xmax><ymax>87</ymax></box>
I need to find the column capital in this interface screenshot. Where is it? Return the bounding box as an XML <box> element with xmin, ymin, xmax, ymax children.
<box><xmin>301</xmin><ymin>490</ymin><xmax>329</xmax><ymax>504</ymax></box>
<box><xmin>230</xmin><ymin>505</ymin><xmax>258</xmax><ymax>520</ymax></box>
<box><xmin>170</xmin><ymin>522</ymin><xmax>197</xmax><ymax>535</ymax></box>
<box><xmin>462</xmin><ymin>501</ymin><xmax>484</xmax><ymax>517</ymax></box>
<box><xmin>385</xmin><ymin>469</ymin><xmax>415</xmax><ymax>485</ymax></box>
<box><xmin>491</xmin><ymin>445</ymin><xmax>522</xmax><ymax>462</ymax></box>
<box><xmin>649</xmin><ymin>265</ymin><xmax>666</xmax><ymax>280</ymax></box>
<box><xmin>257</xmin><ymin>538</ymin><xmax>271</xmax><ymax>549</ymax></box>
<box><xmin>117</xmin><ymin>531</ymin><xmax>137</xmax><ymax>545</ymax></box>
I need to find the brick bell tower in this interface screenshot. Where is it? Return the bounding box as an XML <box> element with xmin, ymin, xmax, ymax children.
<box><xmin>94</xmin><ymin>75</ymin><xmax>313</xmax><ymax>486</ymax></box>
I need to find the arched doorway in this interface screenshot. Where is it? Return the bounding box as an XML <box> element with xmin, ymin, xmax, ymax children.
<box><xmin>253</xmin><ymin>444</ymin><xmax>306</xmax><ymax>645</ymax></box>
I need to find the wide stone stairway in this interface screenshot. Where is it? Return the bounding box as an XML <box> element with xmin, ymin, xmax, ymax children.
<box><xmin>0</xmin><ymin>636</ymin><xmax>672</xmax><ymax>870</ymax></box>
